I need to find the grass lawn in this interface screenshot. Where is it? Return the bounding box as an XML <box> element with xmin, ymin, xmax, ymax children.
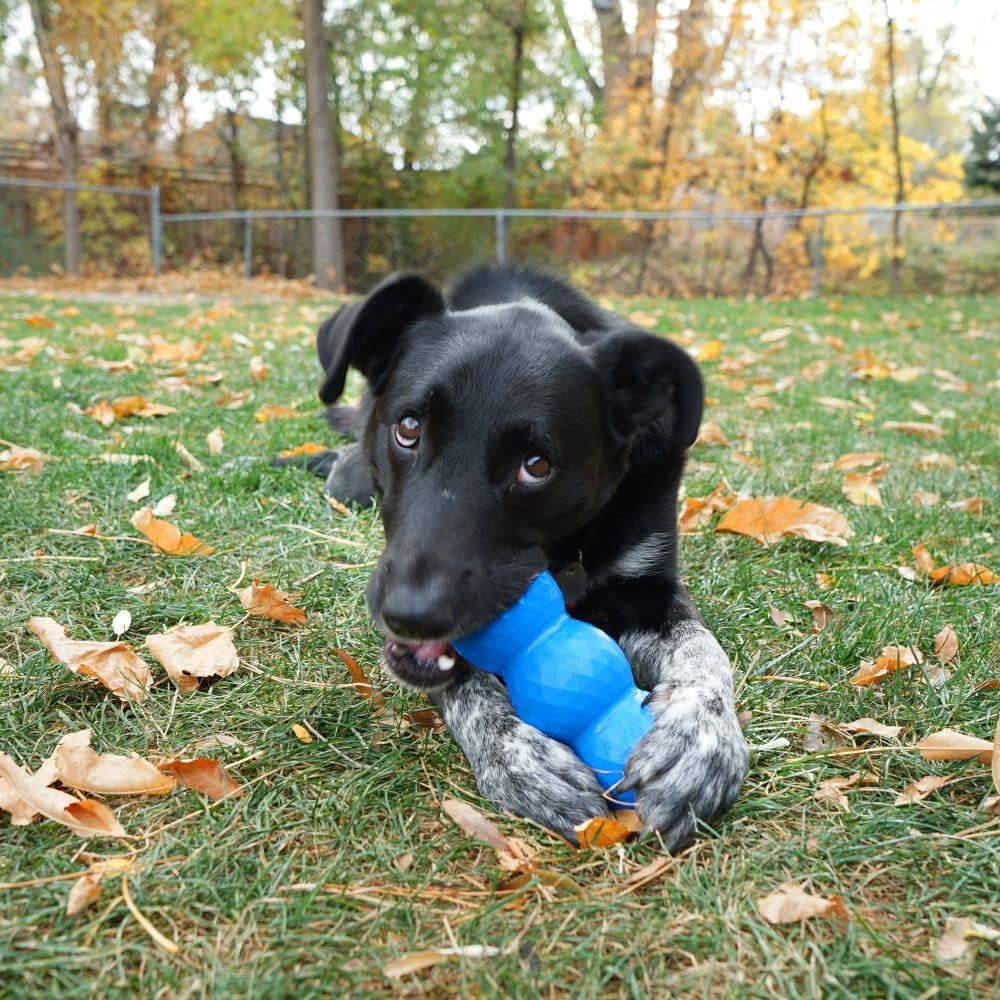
<box><xmin>1</xmin><ymin>286</ymin><xmax>998</xmax><ymax>998</ymax></box>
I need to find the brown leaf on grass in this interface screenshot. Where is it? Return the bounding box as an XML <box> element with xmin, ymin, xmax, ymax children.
<box><xmin>206</xmin><ymin>427</ymin><xmax>224</xmax><ymax>455</ymax></box>
<box><xmin>0</xmin><ymin>772</ymin><xmax>38</xmax><ymax>825</ymax></box>
<box><xmin>574</xmin><ymin>815</ymin><xmax>636</xmax><ymax>848</ymax></box>
<box><xmin>993</xmin><ymin>714</ymin><xmax>1000</xmax><ymax>796</ymax></box>
<box><xmin>0</xmin><ymin>753</ymin><xmax>126</xmax><ymax>837</ymax></box>
<box><xmin>842</xmin><ymin>718</ymin><xmax>902</xmax><ymax>739</ymax></box>
<box><xmin>131</xmin><ymin>507</ymin><xmax>213</xmax><ymax>556</ymax></box>
<box><xmin>832</xmin><ymin>452</ymin><xmax>885</xmax><ymax>471</ymax></box>
<box><xmin>716</xmin><ymin>497</ymin><xmax>853</xmax><ymax>547</ymax></box>
<box><xmin>146</xmin><ymin>333</ymin><xmax>206</xmax><ymax>364</ymax></box>
<box><xmin>0</xmin><ymin>445</ymin><xmax>47</xmax><ymax>473</ymax></box>
<box><xmin>53</xmin><ymin>729</ymin><xmax>176</xmax><ymax>796</ymax></box>
<box><xmin>851</xmin><ymin>644</ymin><xmax>922</xmax><ymax>687</ymax></box>
<box><xmin>930</xmin><ymin>563</ymin><xmax>998</xmax><ymax>587</ymax></box>
<box><xmin>895</xmin><ymin>774</ymin><xmax>951</xmax><ymax>805</ymax></box>
<box><xmin>916</xmin><ymin>729</ymin><xmax>993</xmax><ymax>765</ymax></box>
<box><xmin>277</xmin><ymin>442</ymin><xmax>330</xmax><ymax>458</ymax></box>
<box><xmin>334</xmin><ymin>647</ymin><xmax>383</xmax><ymax>705</ymax></box>
<box><xmin>934</xmin><ymin>917</ymin><xmax>1000</xmax><ymax>962</ymax></box>
<box><xmin>291</xmin><ymin>723</ymin><xmax>314</xmax><ymax>744</ymax></box>
<box><xmin>237</xmin><ymin>581</ymin><xmax>307</xmax><ymax>625</ymax></box>
<box><xmin>946</xmin><ymin>497</ymin><xmax>985</xmax><ymax>515</ymax></box>
<box><xmin>912</xmin><ymin>490</ymin><xmax>941</xmax><ymax>508</ymax></box>
<box><xmin>696</xmin><ymin>419</ymin><xmax>728</xmax><ymax>447</ymax></box>
<box><xmin>757</xmin><ymin>884</ymin><xmax>848</xmax><ymax>925</ymax></box>
<box><xmin>804</xmin><ymin>714</ymin><xmax>851</xmax><ymax>753</ymax></box>
<box><xmin>620</xmin><ymin>855</ymin><xmax>673</xmax><ymax>891</ymax></box>
<box><xmin>842</xmin><ymin>466</ymin><xmax>886</xmax><ymax>507</ymax></box>
<box><xmin>881</xmin><ymin>420</ymin><xmax>945</xmax><ymax>439</ymax></box>
<box><xmin>678</xmin><ymin>482</ymin><xmax>737</xmax><ymax>533</ymax></box>
<box><xmin>126</xmin><ymin>477</ymin><xmax>151</xmax><ymax>502</ymax></box>
<box><xmin>216</xmin><ymin>389</ymin><xmax>251</xmax><ymax>409</ymax></box>
<box><xmin>912</xmin><ymin>543</ymin><xmax>936</xmax><ymax>574</ymax></box>
<box><xmin>85</xmin><ymin>396</ymin><xmax>176</xmax><ymax>426</ymax></box>
<box><xmin>28</xmin><ymin>616</ymin><xmax>151</xmax><ymax>702</ymax></box>
<box><xmin>173</xmin><ymin>440</ymin><xmax>205</xmax><ymax>472</ymax></box>
<box><xmin>442</xmin><ymin>797</ymin><xmax>536</xmax><ymax>872</ymax></box>
<box><xmin>160</xmin><ymin>758</ymin><xmax>243</xmax><ymax>799</ymax></box>
<box><xmin>815</xmin><ymin>773</ymin><xmax>861</xmax><ymax>811</ymax></box>
<box><xmin>248</xmin><ymin>355</ymin><xmax>269</xmax><ymax>381</ymax></box>
<box><xmin>803</xmin><ymin>600</ymin><xmax>835</xmax><ymax>633</ymax></box>
<box><xmin>383</xmin><ymin>945</ymin><xmax>501</xmax><ymax>980</ymax></box>
<box><xmin>145</xmin><ymin>622</ymin><xmax>239</xmax><ymax>692</ymax></box>
<box><xmin>254</xmin><ymin>404</ymin><xmax>302</xmax><ymax>423</ymax></box>
<box><xmin>915</xmin><ymin>452</ymin><xmax>957</xmax><ymax>470</ymax></box>
<box><xmin>769</xmin><ymin>607</ymin><xmax>794</xmax><ymax>627</ymax></box>
<box><xmin>66</xmin><ymin>872</ymin><xmax>103</xmax><ymax>915</ymax></box>
<box><xmin>23</xmin><ymin>313</ymin><xmax>55</xmax><ymax>328</ymax></box>
<box><xmin>933</xmin><ymin>625</ymin><xmax>959</xmax><ymax>664</ymax></box>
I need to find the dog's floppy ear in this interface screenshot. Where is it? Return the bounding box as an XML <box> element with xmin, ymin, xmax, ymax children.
<box><xmin>589</xmin><ymin>329</ymin><xmax>703</xmax><ymax>447</ymax></box>
<box><xmin>317</xmin><ymin>273</ymin><xmax>444</xmax><ymax>404</ymax></box>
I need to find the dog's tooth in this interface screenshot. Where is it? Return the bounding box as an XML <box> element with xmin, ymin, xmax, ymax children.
<box><xmin>437</xmin><ymin>654</ymin><xmax>456</xmax><ymax>671</ymax></box>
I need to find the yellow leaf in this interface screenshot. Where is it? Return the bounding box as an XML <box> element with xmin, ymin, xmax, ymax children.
<box><xmin>851</xmin><ymin>644</ymin><xmax>922</xmax><ymax>687</ymax></box>
<box><xmin>131</xmin><ymin>507</ymin><xmax>213</xmax><ymax>556</ymax></box>
<box><xmin>237</xmin><ymin>581</ymin><xmax>307</xmax><ymax>625</ymax></box>
<box><xmin>716</xmin><ymin>496</ymin><xmax>853</xmax><ymax>547</ymax></box>
<box><xmin>574</xmin><ymin>815</ymin><xmax>636</xmax><ymax>848</ymax></box>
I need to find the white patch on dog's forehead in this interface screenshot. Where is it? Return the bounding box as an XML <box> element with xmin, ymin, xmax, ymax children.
<box><xmin>449</xmin><ymin>298</ymin><xmax>578</xmax><ymax>344</ymax></box>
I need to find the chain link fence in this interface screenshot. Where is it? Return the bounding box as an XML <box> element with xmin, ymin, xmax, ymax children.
<box><xmin>1</xmin><ymin>174</ymin><xmax>998</xmax><ymax>298</ymax></box>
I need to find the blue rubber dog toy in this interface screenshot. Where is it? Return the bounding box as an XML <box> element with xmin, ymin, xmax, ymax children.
<box><xmin>453</xmin><ymin>570</ymin><xmax>654</xmax><ymax>803</ymax></box>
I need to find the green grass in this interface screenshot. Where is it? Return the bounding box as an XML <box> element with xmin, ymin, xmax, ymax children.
<box><xmin>1</xmin><ymin>289</ymin><xmax>998</xmax><ymax>998</ymax></box>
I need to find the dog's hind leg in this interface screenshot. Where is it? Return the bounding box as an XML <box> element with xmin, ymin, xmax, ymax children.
<box><xmin>321</xmin><ymin>443</ymin><xmax>376</xmax><ymax>507</ymax></box>
<box><xmin>430</xmin><ymin>667</ymin><xmax>610</xmax><ymax>841</ymax></box>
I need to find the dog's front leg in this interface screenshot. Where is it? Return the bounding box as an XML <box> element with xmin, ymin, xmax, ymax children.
<box><xmin>430</xmin><ymin>666</ymin><xmax>611</xmax><ymax>840</ymax></box>
<box><xmin>617</xmin><ymin>617</ymin><xmax>748</xmax><ymax>852</ymax></box>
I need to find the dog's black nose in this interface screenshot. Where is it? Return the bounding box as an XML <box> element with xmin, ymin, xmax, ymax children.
<box><xmin>380</xmin><ymin>585</ymin><xmax>456</xmax><ymax>641</ymax></box>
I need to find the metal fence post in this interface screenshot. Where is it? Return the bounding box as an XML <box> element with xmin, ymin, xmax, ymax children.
<box><xmin>150</xmin><ymin>183</ymin><xmax>162</xmax><ymax>274</ymax></box>
<box><xmin>243</xmin><ymin>215</ymin><xmax>253</xmax><ymax>279</ymax></box>
<box><xmin>811</xmin><ymin>212</ymin><xmax>827</xmax><ymax>298</ymax></box>
<box><xmin>495</xmin><ymin>209</ymin><xmax>507</xmax><ymax>265</ymax></box>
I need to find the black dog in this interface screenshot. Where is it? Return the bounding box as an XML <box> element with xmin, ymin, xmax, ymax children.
<box><xmin>305</xmin><ymin>265</ymin><xmax>748</xmax><ymax>850</ymax></box>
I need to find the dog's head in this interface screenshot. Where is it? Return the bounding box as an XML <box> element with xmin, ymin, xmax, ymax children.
<box><xmin>318</xmin><ymin>273</ymin><xmax>702</xmax><ymax>689</ymax></box>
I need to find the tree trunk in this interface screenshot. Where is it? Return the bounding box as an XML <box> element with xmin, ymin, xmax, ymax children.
<box><xmin>303</xmin><ymin>0</ymin><xmax>345</xmax><ymax>291</ymax></box>
<box><xmin>503</xmin><ymin>20</ymin><xmax>525</xmax><ymax>211</ymax></box>
<box><xmin>29</xmin><ymin>0</ymin><xmax>82</xmax><ymax>275</ymax></box>
<box><xmin>884</xmin><ymin>2</ymin><xmax>905</xmax><ymax>295</ymax></box>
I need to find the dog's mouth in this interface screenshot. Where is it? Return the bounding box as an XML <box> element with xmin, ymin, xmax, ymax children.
<box><xmin>382</xmin><ymin>638</ymin><xmax>459</xmax><ymax>690</ymax></box>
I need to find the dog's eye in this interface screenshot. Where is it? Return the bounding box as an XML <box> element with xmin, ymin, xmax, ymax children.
<box><xmin>393</xmin><ymin>415</ymin><xmax>422</xmax><ymax>449</ymax></box>
<box><xmin>517</xmin><ymin>454</ymin><xmax>552</xmax><ymax>486</ymax></box>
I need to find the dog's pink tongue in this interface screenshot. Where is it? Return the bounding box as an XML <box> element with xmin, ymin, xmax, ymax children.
<box><xmin>411</xmin><ymin>640</ymin><xmax>452</xmax><ymax>662</ymax></box>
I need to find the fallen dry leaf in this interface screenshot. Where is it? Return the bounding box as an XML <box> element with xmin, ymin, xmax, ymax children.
<box><xmin>757</xmin><ymin>883</ymin><xmax>847</xmax><ymax>925</ymax></box>
<box><xmin>160</xmin><ymin>757</ymin><xmax>243</xmax><ymax>799</ymax></box>
<box><xmin>173</xmin><ymin>440</ymin><xmax>205</xmax><ymax>472</ymax></box>
<box><xmin>842</xmin><ymin>465</ymin><xmax>886</xmax><ymax>507</ymax></box>
<box><xmin>254</xmin><ymin>404</ymin><xmax>302</xmax><ymax>423</ymax></box>
<box><xmin>85</xmin><ymin>395</ymin><xmax>176</xmax><ymax>426</ymax></box>
<box><xmin>851</xmin><ymin>643</ymin><xmax>922</xmax><ymax>687</ymax></box>
<box><xmin>694</xmin><ymin>339</ymin><xmax>724</xmax><ymax>362</ymax></box>
<box><xmin>277</xmin><ymin>442</ymin><xmax>330</xmax><ymax>458</ymax></box>
<box><xmin>206</xmin><ymin>427</ymin><xmax>224</xmax><ymax>455</ymax></box>
<box><xmin>145</xmin><ymin>622</ymin><xmax>239</xmax><ymax>692</ymax></box>
<box><xmin>150</xmin><ymin>493</ymin><xmax>176</xmax><ymax>517</ymax></box>
<box><xmin>574</xmin><ymin>815</ymin><xmax>636</xmax><ymax>848</ymax></box>
<box><xmin>383</xmin><ymin>945</ymin><xmax>501</xmax><ymax>980</ymax></box>
<box><xmin>832</xmin><ymin>452</ymin><xmax>885</xmax><ymax>471</ymax></box>
<box><xmin>127</xmin><ymin>478</ymin><xmax>151</xmax><ymax>503</ymax></box>
<box><xmin>0</xmin><ymin>772</ymin><xmax>38</xmax><ymax>825</ymax></box>
<box><xmin>696</xmin><ymin>418</ymin><xmax>729</xmax><ymax>447</ymax></box>
<box><xmin>238</xmin><ymin>581</ymin><xmax>307</xmax><ymax>625</ymax></box>
<box><xmin>0</xmin><ymin>753</ymin><xmax>126</xmax><ymax>837</ymax></box>
<box><xmin>842</xmin><ymin>718</ymin><xmax>902</xmax><ymax>739</ymax></box>
<box><xmin>803</xmin><ymin>600</ymin><xmax>835</xmax><ymax>633</ymax></box>
<box><xmin>933</xmin><ymin>625</ymin><xmax>959</xmax><ymax>664</ymax></box>
<box><xmin>895</xmin><ymin>774</ymin><xmax>950</xmax><ymax>805</ymax></box>
<box><xmin>249</xmin><ymin>355</ymin><xmax>269</xmax><ymax>381</ymax></box>
<box><xmin>442</xmin><ymin>797</ymin><xmax>536</xmax><ymax>872</ymax></box>
<box><xmin>335</xmin><ymin>647</ymin><xmax>383</xmax><ymax>704</ymax></box>
<box><xmin>54</xmin><ymin>729</ymin><xmax>176</xmax><ymax>796</ymax></box>
<box><xmin>881</xmin><ymin>420</ymin><xmax>945</xmax><ymax>439</ymax></box>
<box><xmin>678</xmin><ymin>482</ymin><xmax>737</xmax><ymax>532</ymax></box>
<box><xmin>934</xmin><ymin>917</ymin><xmax>1000</xmax><ymax>962</ymax></box>
<box><xmin>0</xmin><ymin>445</ymin><xmax>47</xmax><ymax>473</ymax></box>
<box><xmin>804</xmin><ymin>714</ymin><xmax>851</xmax><ymax>753</ymax></box>
<box><xmin>814</xmin><ymin>773</ymin><xmax>861</xmax><ymax>811</ymax></box>
<box><xmin>291</xmin><ymin>723</ymin><xmax>314</xmax><ymax>744</ymax></box>
<box><xmin>769</xmin><ymin>607</ymin><xmax>794</xmax><ymax>627</ymax></box>
<box><xmin>916</xmin><ymin>729</ymin><xmax>993</xmax><ymax>765</ymax></box>
<box><xmin>993</xmin><ymin>713</ymin><xmax>1000</xmax><ymax>796</ymax></box>
<box><xmin>28</xmin><ymin>617</ymin><xmax>151</xmax><ymax>702</ymax></box>
<box><xmin>131</xmin><ymin>507</ymin><xmax>213</xmax><ymax>556</ymax></box>
<box><xmin>930</xmin><ymin>563</ymin><xmax>998</xmax><ymax>587</ymax></box>
<box><xmin>66</xmin><ymin>871</ymin><xmax>103</xmax><ymax>916</ymax></box>
<box><xmin>717</xmin><ymin>496</ymin><xmax>854</xmax><ymax>547</ymax></box>
<box><xmin>111</xmin><ymin>610</ymin><xmax>131</xmax><ymax>637</ymax></box>
<box><xmin>946</xmin><ymin>497</ymin><xmax>985</xmax><ymax>515</ymax></box>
